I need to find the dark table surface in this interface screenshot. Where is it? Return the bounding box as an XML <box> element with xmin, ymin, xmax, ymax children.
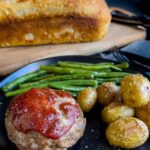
<box><xmin>107</xmin><ymin>0</ymin><xmax>143</xmax><ymax>15</ymax></box>
<box><xmin>107</xmin><ymin>0</ymin><xmax>150</xmax><ymax>40</ymax></box>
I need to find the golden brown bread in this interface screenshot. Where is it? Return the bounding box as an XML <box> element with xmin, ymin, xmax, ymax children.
<box><xmin>0</xmin><ymin>0</ymin><xmax>111</xmax><ymax>47</ymax></box>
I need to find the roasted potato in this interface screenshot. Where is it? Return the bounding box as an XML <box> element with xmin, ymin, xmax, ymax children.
<box><xmin>121</xmin><ymin>74</ymin><xmax>150</xmax><ymax>108</ymax></box>
<box><xmin>101</xmin><ymin>102</ymin><xmax>135</xmax><ymax>124</ymax></box>
<box><xmin>97</xmin><ymin>82</ymin><xmax>120</xmax><ymax>106</ymax></box>
<box><xmin>136</xmin><ymin>102</ymin><xmax>150</xmax><ymax>130</ymax></box>
<box><xmin>106</xmin><ymin>117</ymin><xmax>149</xmax><ymax>149</ymax></box>
<box><xmin>77</xmin><ymin>88</ymin><xmax>97</xmax><ymax>112</ymax></box>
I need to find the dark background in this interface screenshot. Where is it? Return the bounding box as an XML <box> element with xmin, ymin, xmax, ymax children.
<box><xmin>107</xmin><ymin>0</ymin><xmax>149</xmax><ymax>15</ymax></box>
<box><xmin>106</xmin><ymin>0</ymin><xmax>150</xmax><ymax>40</ymax></box>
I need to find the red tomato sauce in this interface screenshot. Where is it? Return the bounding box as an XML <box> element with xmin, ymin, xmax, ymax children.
<box><xmin>8</xmin><ymin>88</ymin><xmax>80</xmax><ymax>139</ymax></box>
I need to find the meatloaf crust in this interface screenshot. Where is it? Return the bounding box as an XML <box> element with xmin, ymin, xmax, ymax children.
<box><xmin>5</xmin><ymin>109</ymin><xmax>86</xmax><ymax>150</ymax></box>
<box><xmin>0</xmin><ymin>0</ymin><xmax>111</xmax><ymax>47</ymax></box>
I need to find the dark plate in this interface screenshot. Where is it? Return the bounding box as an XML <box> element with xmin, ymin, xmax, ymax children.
<box><xmin>0</xmin><ymin>55</ymin><xmax>150</xmax><ymax>150</ymax></box>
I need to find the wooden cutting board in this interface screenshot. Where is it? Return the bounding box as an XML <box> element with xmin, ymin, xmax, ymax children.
<box><xmin>0</xmin><ymin>22</ymin><xmax>146</xmax><ymax>76</ymax></box>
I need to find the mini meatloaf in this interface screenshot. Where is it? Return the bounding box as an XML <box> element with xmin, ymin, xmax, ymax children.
<box><xmin>5</xmin><ymin>88</ymin><xmax>86</xmax><ymax>150</ymax></box>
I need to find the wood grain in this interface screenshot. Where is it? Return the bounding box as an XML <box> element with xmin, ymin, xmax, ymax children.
<box><xmin>0</xmin><ymin>23</ymin><xmax>146</xmax><ymax>76</ymax></box>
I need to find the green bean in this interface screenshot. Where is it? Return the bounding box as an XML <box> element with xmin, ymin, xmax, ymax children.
<box><xmin>95</xmin><ymin>72</ymin><xmax>130</xmax><ymax>78</ymax></box>
<box><xmin>96</xmin><ymin>78</ymin><xmax>122</xmax><ymax>83</ymax></box>
<box><xmin>52</xmin><ymin>80</ymin><xmax>98</xmax><ymax>87</ymax></box>
<box><xmin>20</xmin><ymin>82</ymin><xmax>47</xmax><ymax>88</ymax></box>
<box><xmin>40</xmin><ymin>66</ymin><xmax>103</xmax><ymax>76</ymax></box>
<box><xmin>19</xmin><ymin>80</ymin><xmax>97</xmax><ymax>92</ymax></box>
<box><xmin>5</xmin><ymin>84</ymin><xmax>82</xmax><ymax>97</ymax></box>
<box><xmin>57</xmin><ymin>61</ymin><xmax>122</xmax><ymax>71</ymax></box>
<box><xmin>57</xmin><ymin>61</ymin><xmax>117</xmax><ymax>71</ymax></box>
<box><xmin>57</xmin><ymin>61</ymin><xmax>114</xmax><ymax>66</ymax></box>
<box><xmin>2</xmin><ymin>70</ymin><xmax>46</xmax><ymax>92</ymax></box>
<box><xmin>49</xmin><ymin>84</ymin><xmax>85</xmax><ymax>92</ymax></box>
<box><xmin>94</xmin><ymin>62</ymin><xmax>114</xmax><ymax>65</ymax></box>
<box><xmin>64</xmin><ymin>61</ymin><xmax>128</xmax><ymax>70</ymax></box>
<box><xmin>58</xmin><ymin>61</ymin><xmax>128</xmax><ymax>71</ymax></box>
<box><xmin>41</xmin><ymin>66</ymin><xmax>130</xmax><ymax>78</ymax></box>
<box><xmin>110</xmin><ymin>66</ymin><xmax>122</xmax><ymax>71</ymax></box>
<box><xmin>5</xmin><ymin>88</ymin><xmax>31</xmax><ymax>97</ymax></box>
<box><xmin>115</xmin><ymin>62</ymin><xmax>129</xmax><ymax>69</ymax></box>
<box><xmin>31</xmin><ymin>74</ymin><xmax>55</xmax><ymax>81</ymax></box>
<box><xmin>5</xmin><ymin>83</ymin><xmax>50</xmax><ymax>97</ymax></box>
<box><xmin>96</xmin><ymin>69</ymin><xmax>111</xmax><ymax>72</ymax></box>
<box><xmin>26</xmin><ymin>80</ymin><xmax>97</xmax><ymax>89</ymax></box>
<box><xmin>6</xmin><ymin>80</ymin><xmax>90</xmax><ymax>97</ymax></box>
<box><xmin>5</xmin><ymin>82</ymin><xmax>54</xmax><ymax>97</ymax></box>
<box><xmin>40</xmin><ymin>66</ymin><xmax>95</xmax><ymax>75</ymax></box>
<box><xmin>20</xmin><ymin>74</ymin><xmax>94</xmax><ymax>88</ymax></box>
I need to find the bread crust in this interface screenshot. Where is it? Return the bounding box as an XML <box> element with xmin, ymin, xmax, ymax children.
<box><xmin>0</xmin><ymin>0</ymin><xmax>111</xmax><ymax>46</ymax></box>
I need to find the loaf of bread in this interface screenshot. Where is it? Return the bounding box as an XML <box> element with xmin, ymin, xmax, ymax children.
<box><xmin>0</xmin><ymin>0</ymin><xmax>111</xmax><ymax>47</ymax></box>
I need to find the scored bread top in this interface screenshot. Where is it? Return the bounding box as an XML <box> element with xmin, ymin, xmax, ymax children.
<box><xmin>0</xmin><ymin>0</ymin><xmax>110</xmax><ymax>24</ymax></box>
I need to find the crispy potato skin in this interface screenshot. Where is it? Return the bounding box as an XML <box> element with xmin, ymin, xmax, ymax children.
<box><xmin>101</xmin><ymin>102</ymin><xmax>135</xmax><ymax>124</ymax></box>
<box><xmin>77</xmin><ymin>88</ymin><xmax>97</xmax><ymax>112</ymax></box>
<box><xmin>106</xmin><ymin>117</ymin><xmax>149</xmax><ymax>149</ymax></box>
<box><xmin>121</xmin><ymin>74</ymin><xmax>150</xmax><ymax>108</ymax></box>
<box><xmin>97</xmin><ymin>82</ymin><xmax>120</xmax><ymax>106</ymax></box>
<box><xmin>136</xmin><ymin>102</ymin><xmax>150</xmax><ymax>130</ymax></box>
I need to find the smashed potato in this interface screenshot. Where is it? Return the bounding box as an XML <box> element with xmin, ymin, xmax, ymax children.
<box><xmin>101</xmin><ymin>102</ymin><xmax>135</xmax><ymax>124</ymax></box>
<box><xmin>106</xmin><ymin>117</ymin><xmax>149</xmax><ymax>149</ymax></box>
<box><xmin>121</xmin><ymin>74</ymin><xmax>150</xmax><ymax>108</ymax></box>
<box><xmin>97</xmin><ymin>82</ymin><xmax>120</xmax><ymax>106</ymax></box>
<box><xmin>136</xmin><ymin>102</ymin><xmax>150</xmax><ymax>130</ymax></box>
<box><xmin>77</xmin><ymin>88</ymin><xmax>97</xmax><ymax>112</ymax></box>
